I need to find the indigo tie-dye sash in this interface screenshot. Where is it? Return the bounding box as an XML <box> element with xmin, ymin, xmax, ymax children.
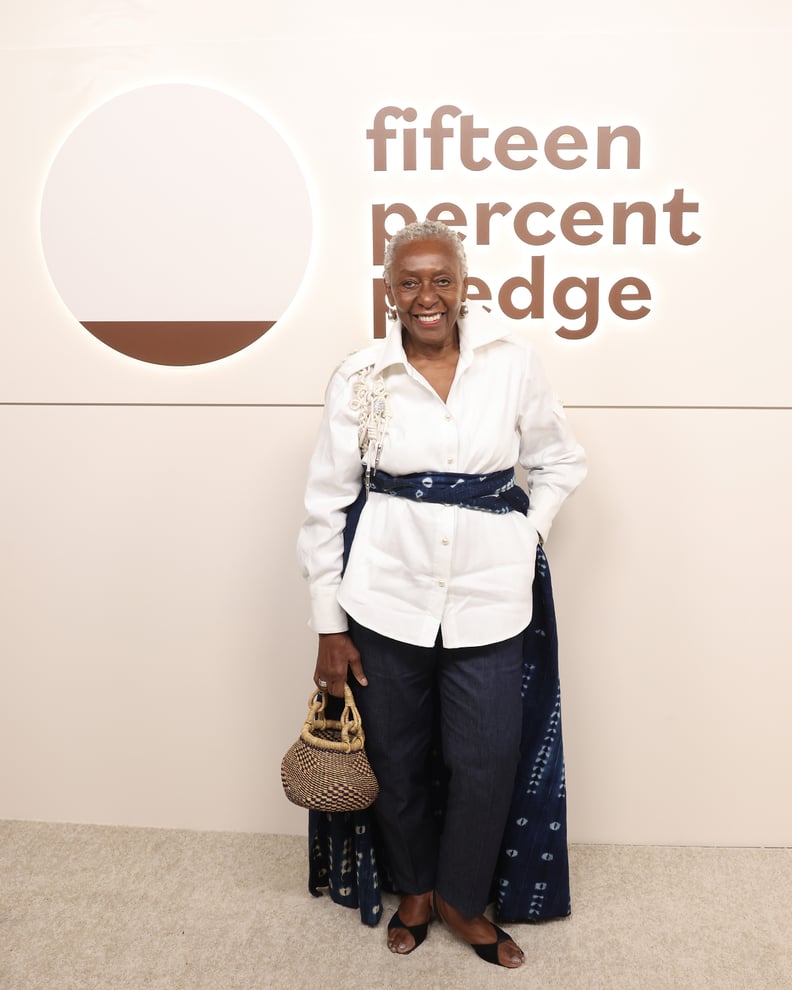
<box><xmin>308</xmin><ymin>469</ymin><xmax>570</xmax><ymax>925</ymax></box>
<box><xmin>367</xmin><ymin>467</ymin><xmax>529</xmax><ymax>513</ymax></box>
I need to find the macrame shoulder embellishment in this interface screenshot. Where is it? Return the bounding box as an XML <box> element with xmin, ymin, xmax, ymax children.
<box><xmin>350</xmin><ymin>365</ymin><xmax>390</xmax><ymax>497</ymax></box>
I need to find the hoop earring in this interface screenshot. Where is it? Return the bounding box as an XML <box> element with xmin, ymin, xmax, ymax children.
<box><xmin>460</xmin><ymin>303</ymin><xmax>469</xmax><ymax>318</ymax></box>
<box><xmin>386</xmin><ymin>305</ymin><xmax>398</xmax><ymax>321</ymax></box>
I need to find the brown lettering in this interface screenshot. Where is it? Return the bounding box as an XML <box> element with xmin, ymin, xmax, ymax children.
<box><xmin>597</xmin><ymin>125</ymin><xmax>641</xmax><ymax>169</ymax></box>
<box><xmin>560</xmin><ymin>202</ymin><xmax>603</xmax><ymax>246</ymax></box>
<box><xmin>475</xmin><ymin>202</ymin><xmax>512</xmax><ymax>245</ymax></box>
<box><xmin>609</xmin><ymin>278</ymin><xmax>652</xmax><ymax>320</ymax></box>
<box><xmin>663</xmin><ymin>188</ymin><xmax>701</xmax><ymax>245</ymax></box>
<box><xmin>372</xmin><ymin>203</ymin><xmax>417</xmax><ymax>264</ymax></box>
<box><xmin>372</xmin><ymin>278</ymin><xmax>388</xmax><ymax>338</ymax></box>
<box><xmin>494</xmin><ymin>126</ymin><xmax>538</xmax><ymax>170</ymax></box>
<box><xmin>514</xmin><ymin>203</ymin><xmax>554</xmax><ymax>246</ymax></box>
<box><xmin>544</xmin><ymin>126</ymin><xmax>587</xmax><ymax>170</ymax></box>
<box><xmin>424</xmin><ymin>104</ymin><xmax>462</xmax><ymax>170</ymax></box>
<box><xmin>498</xmin><ymin>257</ymin><xmax>546</xmax><ymax>319</ymax></box>
<box><xmin>460</xmin><ymin>115</ymin><xmax>490</xmax><ymax>170</ymax></box>
<box><xmin>554</xmin><ymin>277</ymin><xmax>600</xmax><ymax>339</ymax></box>
<box><xmin>465</xmin><ymin>276</ymin><xmax>492</xmax><ymax>302</ymax></box>
<box><xmin>613</xmin><ymin>201</ymin><xmax>657</xmax><ymax>244</ymax></box>
<box><xmin>426</xmin><ymin>202</ymin><xmax>468</xmax><ymax>236</ymax></box>
<box><xmin>366</xmin><ymin>106</ymin><xmax>419</xmax><ymax>171</ymax></box>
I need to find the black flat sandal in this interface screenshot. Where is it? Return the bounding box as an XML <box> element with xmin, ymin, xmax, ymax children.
<box><xmin>433</xmin><ymin>893</ymin><xmax>523</xmax><ymax>968</ymax></box>
<box><xmin>387</xmin><ymin>909</ymin><xmax>430</xmax><ymax>955</ymax></box>
<box><xmin>471</xmin><ymin>922</ymin><xmax>523</xmax><ymax>967</ymax></box>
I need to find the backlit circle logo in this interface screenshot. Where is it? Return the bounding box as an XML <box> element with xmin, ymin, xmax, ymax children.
<box><xmin>40</xmin><ymin>84</ymin><xmax>312</xmax><ymax>366</ymax></box>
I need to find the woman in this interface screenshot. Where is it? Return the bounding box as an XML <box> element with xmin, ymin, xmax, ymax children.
<box><xmin>298</xmin><ymin>219</ymin><xmax>586</xmax><ymax>968</ymax></box>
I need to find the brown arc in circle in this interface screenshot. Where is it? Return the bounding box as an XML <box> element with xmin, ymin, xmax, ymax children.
<box><xmin>80</xmin><ymin>320</ymin><xmax>276</xmax><ymax>367</ymax></box>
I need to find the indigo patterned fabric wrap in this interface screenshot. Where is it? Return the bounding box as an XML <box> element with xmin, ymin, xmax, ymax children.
<box><xmin>308</xmin><ymin>474</ymin><xmax>570</xmax><ymax>926</ymax></box>
<box><xmin>368</xmin><ymin>467</ymin><xmax>529</xmax><ymax>515</ymax></box>
<box><xmin>308</xmin><ymin>808</ymin><xmax>386</xmax><ymax>924</ymax></box>
<box><xmin>493</xmin><ymin>546</ymin><xmax>570</xmax><ymax>922</ymax></box>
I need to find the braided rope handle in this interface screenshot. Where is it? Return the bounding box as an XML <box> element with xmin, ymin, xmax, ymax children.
<box><xmin>301</xmin><ymin>683</ymin><xmax>366</xmax><ymax>754</ymax></box>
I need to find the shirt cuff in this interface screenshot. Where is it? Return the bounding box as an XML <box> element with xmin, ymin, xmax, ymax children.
<box><xmin>308</xmin><ymin>589</ymin><xmax>349</xmax><ymax>634</ymax></box>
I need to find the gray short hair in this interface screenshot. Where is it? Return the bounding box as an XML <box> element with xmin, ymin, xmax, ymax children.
<box><xmin>383</xmin><ymin>219</ymin><xmax>468</xmax><ymax>285</ymax></box>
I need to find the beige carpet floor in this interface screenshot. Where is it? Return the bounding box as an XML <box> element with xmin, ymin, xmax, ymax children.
<box><xmin>0</xmin><ymin>820</ymin><xmax>789</xmax><ymax>990</ymax></box>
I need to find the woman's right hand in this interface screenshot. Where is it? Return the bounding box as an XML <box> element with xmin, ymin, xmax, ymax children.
<box><xmin>314</xmin><ymin>632</ymin><xmax>368</xmax><ymax>697</ymax></box>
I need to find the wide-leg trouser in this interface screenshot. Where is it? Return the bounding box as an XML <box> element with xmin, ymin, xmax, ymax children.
<box><xmin>348</xmin><ymin>619</ymin><xmax>524</xmax><ymax>918</ymax></box>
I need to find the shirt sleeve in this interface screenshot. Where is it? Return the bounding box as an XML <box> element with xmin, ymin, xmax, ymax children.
<box><xmin>517</xmin><ymin>346</ymin><xmax>587</xmax><ymax>543</ymax></box>
<box><xmin>296</xmin><ymin>368</ymin><xmax>364</xmax><ymax>633</ymax></box>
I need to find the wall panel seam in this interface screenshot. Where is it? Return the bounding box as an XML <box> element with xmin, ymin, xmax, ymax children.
<box><xmin>1</xmin><ymin>404</ymin><xmax>791</xmax><ymax>412</ymax></box>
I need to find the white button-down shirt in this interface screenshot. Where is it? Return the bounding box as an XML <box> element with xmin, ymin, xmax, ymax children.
<box><xmin>298</xmin><ymin>305</ymin><xmax>586</xmax><ymax>648</ymax></box>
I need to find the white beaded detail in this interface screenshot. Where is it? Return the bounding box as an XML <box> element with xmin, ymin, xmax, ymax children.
<box><xmin>350</xmin><ymin>366</ymin><xmax>390</xmax><ymax>498</ymax></box>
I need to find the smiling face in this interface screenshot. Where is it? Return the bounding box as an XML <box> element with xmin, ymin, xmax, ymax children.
<box><xmin>385</xmin><ymin>236</ymin><xmax>468</xmax><ymax>354</ymax></box>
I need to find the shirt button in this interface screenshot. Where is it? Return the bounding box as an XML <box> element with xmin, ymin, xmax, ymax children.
<box><xmin>438</xmin><ymin>580</ymin><xmax>446</xmax><ymax>587</ymax></box>
<box><xmin>445</xmin><ymin>413</ymin><xmax>452</xmax><ymax>421</ymax></box>
<box><xmin>447</xmin><ymin>457</ymin><xmax>454</xmax><ymax>464</ymax></box>
<box><xmin>441</xmin><ymin>538</ymin><xmax>450</xmax><ymax>546</ymax></box>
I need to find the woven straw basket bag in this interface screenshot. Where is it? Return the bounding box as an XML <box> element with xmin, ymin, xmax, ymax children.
<box><xmin>280</xmin><ymin>684</ymin><xmax>379</xmax><ymax>812</ymax></box>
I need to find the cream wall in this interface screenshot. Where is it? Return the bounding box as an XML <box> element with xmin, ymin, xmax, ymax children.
<box><xmin>1</xmin><ymin>1</ymin><xmax>790</xmax><ymax>845</ymax></box>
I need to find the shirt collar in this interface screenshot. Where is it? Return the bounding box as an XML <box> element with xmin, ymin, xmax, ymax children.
<box><xmin>372</xmin><ymin>302</ymin><xmax>511</xmax><ymax>375</ymax></box>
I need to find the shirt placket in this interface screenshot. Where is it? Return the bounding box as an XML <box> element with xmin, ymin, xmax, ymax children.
<box><xmin>431</xmin><ymin>405</ymin><xmax>459</xmax><ymax>600</ymax></box>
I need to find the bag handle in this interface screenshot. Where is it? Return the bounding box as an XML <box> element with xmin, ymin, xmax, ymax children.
<box><xmin>301</xmin><ymin>683</ymin><xmax>366</xmax><ymax>754</ymax></box>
